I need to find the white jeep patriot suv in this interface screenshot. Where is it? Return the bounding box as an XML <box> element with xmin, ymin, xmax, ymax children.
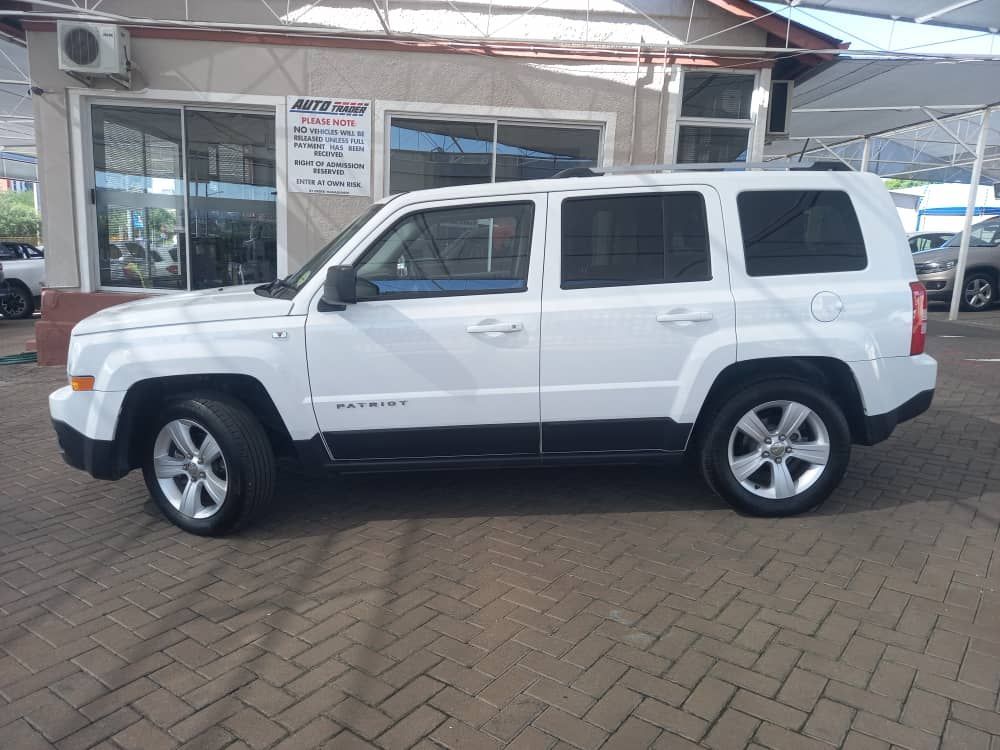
<box><xmin>50</xmin><ymin>169</ymin><xmax>937</xmax><ymax>535</ymax></box>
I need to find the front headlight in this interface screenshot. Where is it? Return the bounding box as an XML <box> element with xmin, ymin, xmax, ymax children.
<box><xmin>915</xmin><ymin>259</ymin><xmax>957</xmax><ymax>274</ymax></box>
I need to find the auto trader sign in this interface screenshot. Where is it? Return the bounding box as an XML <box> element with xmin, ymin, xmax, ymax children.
<box><xmin>287</xmin><ymin>96</ymin><xmax>371</xmax><ymax>196</ymax></box>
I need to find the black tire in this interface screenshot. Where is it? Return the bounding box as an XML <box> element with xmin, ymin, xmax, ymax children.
<box><xmin>698</xmin><ymin>379</ymin><xmax>851</xmax><ymax>517</ymax></box>
<box><xmin>959</xmin><ymin>270</ymin><xmax>996</xmax><ymax>312</ymax></box>
<box><xmin>142</xmin><ymin>395</ymin><xmax>275</xmax><ymax>536</ymax></box>
<box><xmin>0</xmin><ymin>283</ymin><xmax>34</xmax><ymax>319</ymax></box>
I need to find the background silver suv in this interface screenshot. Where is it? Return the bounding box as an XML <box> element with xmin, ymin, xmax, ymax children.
<box><xmin>915</xmin><ymin>216</ymin><xmax>1000</xmax><ymax>311</ymax></box>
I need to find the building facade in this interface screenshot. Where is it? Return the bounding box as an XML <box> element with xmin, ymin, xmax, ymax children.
<box><xmin>18</xmin><ymin>0</ymin><xmax>837</xmax><ymax>297</ymax></box>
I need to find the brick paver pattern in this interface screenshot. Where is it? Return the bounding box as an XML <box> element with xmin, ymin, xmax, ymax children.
<box><xmin>1</xmin><ymin>321</ymin><xmax>999</xmax><ymax>749</ymax></box>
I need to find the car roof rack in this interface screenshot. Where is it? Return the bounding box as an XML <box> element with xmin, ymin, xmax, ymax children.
<box><xmin>553</xmin><ymin>160</ymin><xmax>852</xmax><ymax>178</ymax></box>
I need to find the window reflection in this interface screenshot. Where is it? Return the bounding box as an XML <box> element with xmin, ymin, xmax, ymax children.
<box><xmin>186</xmin><ymin>111</ymin><xmax>277</xmax><ymax>290</ymax></box>
<box><xmin>91</xmin><ymin>106</ymin><xmax>187</xmax><ymax>290</ymax></box>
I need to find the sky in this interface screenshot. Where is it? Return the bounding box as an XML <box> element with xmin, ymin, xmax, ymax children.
<box><xmin>758</xmin><ymin>2</ymin><xmax>999</xmax><ymax>55</ymax></box>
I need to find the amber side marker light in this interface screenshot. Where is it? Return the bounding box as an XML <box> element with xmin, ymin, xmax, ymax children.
<box><xmin>70</xmin><ymin>376</ymin><xmax>95</xmax><ymax>392</ymax></box>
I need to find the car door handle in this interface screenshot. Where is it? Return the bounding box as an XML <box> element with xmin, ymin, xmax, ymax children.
<box><xmin>656</xmin><ymin>311</ymin><xmax>714</xmax><ymax>323</ymax></box>
<box><xmin>466</xmin><ymin>321</ymin><xmax>524</xmax><ymax>334</ymax></box>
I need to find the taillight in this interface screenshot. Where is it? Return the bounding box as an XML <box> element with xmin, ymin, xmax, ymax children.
<box><xmin>166</xmin><ymin>264</ymin><xmax>178</xmax><ymax>274</ymax></box>
<box><xmin>910</xmin><ymin>281</ymin><xmax>927</xmax><ymax>355</ymax></box>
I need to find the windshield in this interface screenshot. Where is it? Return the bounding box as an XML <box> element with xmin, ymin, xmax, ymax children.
<box><xmin>283</xmin><ymin>203</ymin><xmax>385</xmax><ymax>291</ymax></box>
<box><xmin>942</xmin><ymin>217</ymin><xmax>1000</xmax><ymax>248</ymax></box>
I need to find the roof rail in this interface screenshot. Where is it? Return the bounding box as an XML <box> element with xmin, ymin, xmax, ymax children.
<box><xmin>552</xmin><ymin>160</ymin><xmax>852</xmax><ymax>178</ymax></box>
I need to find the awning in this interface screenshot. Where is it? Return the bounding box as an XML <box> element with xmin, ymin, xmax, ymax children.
<box><xmin>764</xmin><ymin>58</ymin><xmax>1000</xmax><ymax>185</ymax></box>
<box><xmin>793</xmin><ymin>1</ymin><xmax>1000</xmax><ymax>33</ymax></box>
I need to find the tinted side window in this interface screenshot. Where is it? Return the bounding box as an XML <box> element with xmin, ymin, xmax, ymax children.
<box><xmin>0</xmin><ymin>244</ymin><xmax>18</xmax><ymax>261</ymax></box>
<box><xmin>561</xmin><ymin>192</ymin><xmax>710</xmax><ymax>288</ymax></box>
<box><xmin>355</xmin><ymin>202</ymin><xmax>533</xmax><ymax>299</ymax></box>
<box><xmin>738</xmin><ymin>190</ymin><xmax>867</xmax><ymax>276</ymax></box>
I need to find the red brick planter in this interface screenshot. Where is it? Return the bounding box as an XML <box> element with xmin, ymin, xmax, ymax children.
<box><xmin>35</xmin><ymin>290</ymin><xmax>147</xmax><ymax>366</ymax></box>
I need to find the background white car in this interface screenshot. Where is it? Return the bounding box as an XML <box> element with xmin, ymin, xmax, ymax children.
<box><xmin>0</xmin><ymin>242</ymin><xmax>44</xmax><ymax>319</ymax></box>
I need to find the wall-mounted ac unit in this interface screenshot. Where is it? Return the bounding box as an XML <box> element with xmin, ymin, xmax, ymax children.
<box><xmin>767</xmin><ymin>80</ymin><xmax>794</xmax><ymax>136</ymax></box>
<box><xmin>57</xmin><ymin>21</ymin><xmax>130</xmax><ymax>78</ymax></box>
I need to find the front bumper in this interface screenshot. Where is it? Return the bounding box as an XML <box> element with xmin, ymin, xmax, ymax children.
<box><xmin>916</xmin><ymin>269</ymin><xmax>956</xmax><ymax>300</ymax></box>
<box><xmin>52</xmin><ymin>419</ymin><xmax>126</xmax><ymax>480</ymax></box>
<box><xmin>50</xmin><ymin>385</ymin><xmax>130</xmax><ymax>480</ymax></box>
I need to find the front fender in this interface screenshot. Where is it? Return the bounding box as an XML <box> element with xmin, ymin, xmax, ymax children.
<box><xmin>71</xmin><ymin>316</ymin><xmax>316</xmax><ymax>440</ymax></box>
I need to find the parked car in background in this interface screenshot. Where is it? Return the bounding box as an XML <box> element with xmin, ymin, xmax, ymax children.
<box><xmin>914</xmin><ymin>216</ymin><xmax>1000</xmax><ymax>311</ymax></box>
<box><xmin>107</xmin><ymin>241</ymin><xmax>183</xmax><ymax>289</ymax></box>
<box><xmin>51</xmin><ymin>170</ymin><xmax>936</xmax><ymax>536</ymax></box>
<box><xmin>0</xmin><ymin>262</ymin><xmax>8</xmax><ymax>310</ymax></box>
<box><xmin>0</xmin><ymin>241</ymin><xmax>44</xmax><ymax>319</ymax></box>
<box><xmin>908</xmin><ymin>230</ymin><xmax>953</xmax><ymax>254</ymax></box>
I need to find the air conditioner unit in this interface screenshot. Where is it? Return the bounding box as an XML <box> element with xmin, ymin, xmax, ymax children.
<box><xmin>767</xmin><ymin>80</ymin><xmax>794</xmax><ymax>137</ymax></box>
<box><xmin>57</xmin><ymin>21</ymin><xmax>130</xmax><ymax>78</ymax></box>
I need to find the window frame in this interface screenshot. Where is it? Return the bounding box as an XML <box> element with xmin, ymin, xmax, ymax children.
<box><xmin>672</xmin><ymin>68</ymin><xmax>761</xmax><ymax>165</ymax></box>
<box><xmin>70</xmin><ymin>88</ymin><xmax>288</xmax><ymax>294</ymax></box>
<box><xmin>351</xmin><ymin>199</ymin><xmax>537</xmax><ymax>302</ymax></box>
<box><xmin>385</xmin><ymin>114</ymin><xmax>604</xmax><ymax>194</ymax></box>
<box><xmin>374</xmin><ymin>101</ymin><xmax>616</xmax><ymax>199</ymax></box>
<box><xmin>558</xmin><ymin>190</ymin><xmax>713</xmax><ymax>291</ymax></box>
<box><xmin>737</xmin><ymin>188</ymin><xmax>870</xmax><ymax>278</ymax></box>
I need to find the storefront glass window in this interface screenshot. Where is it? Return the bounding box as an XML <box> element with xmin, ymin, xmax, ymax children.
<box><xmin>389</xmin><ymin>119</ymin><xmax>493</xmax><ymax>193</ymax></box>
<box><xmin>185</xmin><ymin>111</ymin><xmax>277</xmax><ymax>290</ymax></box>
<box><xmin>92</xmin><ymin>106</ymin><xmax>187</xmax><ymax>290</ymax></box>
<box><xmin>495</xmin><ymin>125</ymin><xmax>601</xmax><ymax>182</ymax></box>
<box><xmin>389</xmin><ymin>116</ymin><xmax>600</xmax><ymax>193</ymax></box>
<box><xmin>91</xmin><ymin>104</ymin><xmax>276</xmax><ymax>291</ymax></box>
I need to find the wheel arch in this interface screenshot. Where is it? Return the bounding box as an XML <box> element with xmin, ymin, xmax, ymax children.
<box><xmin>691</xmin><ymin>356</ymin><xmax>867</xmax><ymax>449</ymax></box>
<box><xmin>115</xmin><ymin>373</ymin><xmax>295</xmax><ymax>473</ymax></box>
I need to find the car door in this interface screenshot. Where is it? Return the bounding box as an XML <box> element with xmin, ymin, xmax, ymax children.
<box><xmin>306</xmin><ymin>194</ymin><xmax>545</xmax><ymax>462</ymax></box>
<box><xmin>540</xmin><ymin>185</ymin><xmax>736</xmax><ymax>454</ymax></box>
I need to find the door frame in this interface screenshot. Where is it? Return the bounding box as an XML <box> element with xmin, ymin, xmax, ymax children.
<box><xmin>68</xmin><ymin>87</ymin><xmax>288</xmax><ymax>293</ymax></box>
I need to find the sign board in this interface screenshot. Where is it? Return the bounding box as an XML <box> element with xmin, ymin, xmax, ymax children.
<box><xmin>286</xmin><ymin>96</ymin><xmax>371</xmax><ymax>196</ymax></box>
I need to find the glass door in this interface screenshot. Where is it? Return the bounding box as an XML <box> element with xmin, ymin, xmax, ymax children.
<box><xmin>185</xmin><ymin>110</ymin><xmax>277</xmax><ymax>289</ymax></box>
<box><xmin>91</xmin><ymin>105</ymin><xmax>187</xmax><ymax>290</ymax></box>
<box><xmin>90</xmin><ymin>103</ymin><xmax>277</xmax><ymax>291</ymax></box>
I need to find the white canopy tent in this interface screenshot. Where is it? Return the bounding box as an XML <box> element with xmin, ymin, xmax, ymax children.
<box><xmin>792</xmin><ymin>0</ymin><xmax>1000</xmax><ymax>33</ymax></box>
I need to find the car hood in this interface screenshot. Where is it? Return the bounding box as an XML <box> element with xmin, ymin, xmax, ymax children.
<box><xmin>913</xmin><ymin>246</ymin><xmax>957</xmax><ymax>265</ymax></box>
<box><xmin>73</xmin><ymin>285</ymin><xmax>294</xmax><ymax>336</ymax></box>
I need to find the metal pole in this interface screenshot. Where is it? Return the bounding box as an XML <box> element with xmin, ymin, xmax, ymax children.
<box><xmin>948</xmin><ymin>106</ymin><xmax>991</xmax><ymax>321</ymax></box>
<box><xmin>860</xmin><ymin>136</ymin><xmax>871</xmax><ymax>172</ymax></box>
<box><xmin>628</xmin><ymin>41</ymin><xmax>643</xmax><ymax>165</ymax></box>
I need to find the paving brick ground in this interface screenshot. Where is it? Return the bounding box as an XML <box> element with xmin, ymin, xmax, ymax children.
<box><xmin>1</xmin><ymin>316</ymin><xmax>999</xmax><ymax>749</ymax></box>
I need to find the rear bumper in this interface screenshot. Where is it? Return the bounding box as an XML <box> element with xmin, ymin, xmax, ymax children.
<box><xmin>52</xmin><ymin>419</ymin><xmax>126</xmax><ymax>480</ymax></box>
<box><xmin>857</xmin><ymin>389</ymin><xmax>934</xmax><ymax>446</ymax></box>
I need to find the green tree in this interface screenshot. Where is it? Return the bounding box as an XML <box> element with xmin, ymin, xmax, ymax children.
<box><xmin>883</xmin><ymin>179</ymin><xmax>931</xmax><ymax>190</ymax></box>
<box><xmin>0</xmin><ymin>190</ymin><xmax>39</xmax><ymax>239</ymax></box>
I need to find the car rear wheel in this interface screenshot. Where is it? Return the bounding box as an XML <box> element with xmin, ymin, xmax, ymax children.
<box><xmin>699</xmin><ymin>379</ymin><xmax>851</xmax><ymax>516</ymax></box>
<box><xmin>0</xmin><ymin>284</ymin><xmax>33</xmax><ymax>319</ymax></box>
<box><xmin>142</xmin><ymin>395</ymin><xmax>275</xmax><ymax>536</ymax></box>
<box><xmin>960</xmin><ymin>272</ymin><xmax>996</xmax><ymax>312</ymax></box>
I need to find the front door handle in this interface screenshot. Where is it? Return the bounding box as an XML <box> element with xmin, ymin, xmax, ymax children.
<box><xmin>656</xmin><ymin>310</ymin><xmax>714</xmax><ymax>323</ymax></box>
<box><xmin>466</xmin><ymin>321</ymin><xmax>524</xmax><ymax>334</ymax></box>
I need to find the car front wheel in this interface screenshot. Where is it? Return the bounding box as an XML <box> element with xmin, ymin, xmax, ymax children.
<box><xmin>699</xmin><ymin>380</ymin><xmax>851</xmax><ymax>516</ymax></box>
<box><xmin>960</xmin><ymin>272</ymin><xmax>995</xmax><ymax>312</ymax></box>
<box><xmin>142</xmin><ymin>395</ymin><xmax>275</xmax><ymax>536</ymax></box>
<box><xmin>0</xmin><ymin>284</ymin><xmax>33</xmax><ymax>319</ymax></box>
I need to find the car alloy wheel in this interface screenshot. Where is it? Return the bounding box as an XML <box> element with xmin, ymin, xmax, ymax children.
<box><xmin>727</xmin><ymin>399</ymin><xmax>831</xmax><ymax>500</ymax></box>
<box><xmin>964</xmin><ymin>276</ymin><xmax>993</xmax><ymax>310</ymax></box>
<box><xmin>152</xmin><ymin>418</ymin><xmax>229</xmax><ymax>519</ymax></box>
<box><xmin>1</xmin><ymin>290</ymin><xmax>27</xmax><ymax>318</ymax></box>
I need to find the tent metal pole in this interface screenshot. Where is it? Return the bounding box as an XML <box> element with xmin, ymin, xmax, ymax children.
<box><xmin>948</xmin><ymin>106</ymin><xmax>991</xmax><ymax>321</ymax></box>
<box><xmin>860</xmin><ymin>137</ymin><xmax>871</xmax><ymax>171</ymax></box>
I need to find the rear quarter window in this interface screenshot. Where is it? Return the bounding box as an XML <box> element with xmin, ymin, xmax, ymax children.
<box><xmin>737</xmin><ymin>190</ymin><xmax>867</xmax><ymax>277</ymax></box>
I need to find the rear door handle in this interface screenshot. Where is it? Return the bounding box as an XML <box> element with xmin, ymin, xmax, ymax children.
<box><xmin>656</xmin><ymin>311</ymin><xmax>714</xmax><ymax>323</ymax></box>
<box><xmin>466</xmin><ymin>321</ymin><xmax>524</xmax><ymax>334</ymax></box>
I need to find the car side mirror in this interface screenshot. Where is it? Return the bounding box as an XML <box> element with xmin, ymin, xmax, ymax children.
<box><xmin>319</xmin><ymin>265</ymin><xmax>357</xmax><ymax>311</ymax></box>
